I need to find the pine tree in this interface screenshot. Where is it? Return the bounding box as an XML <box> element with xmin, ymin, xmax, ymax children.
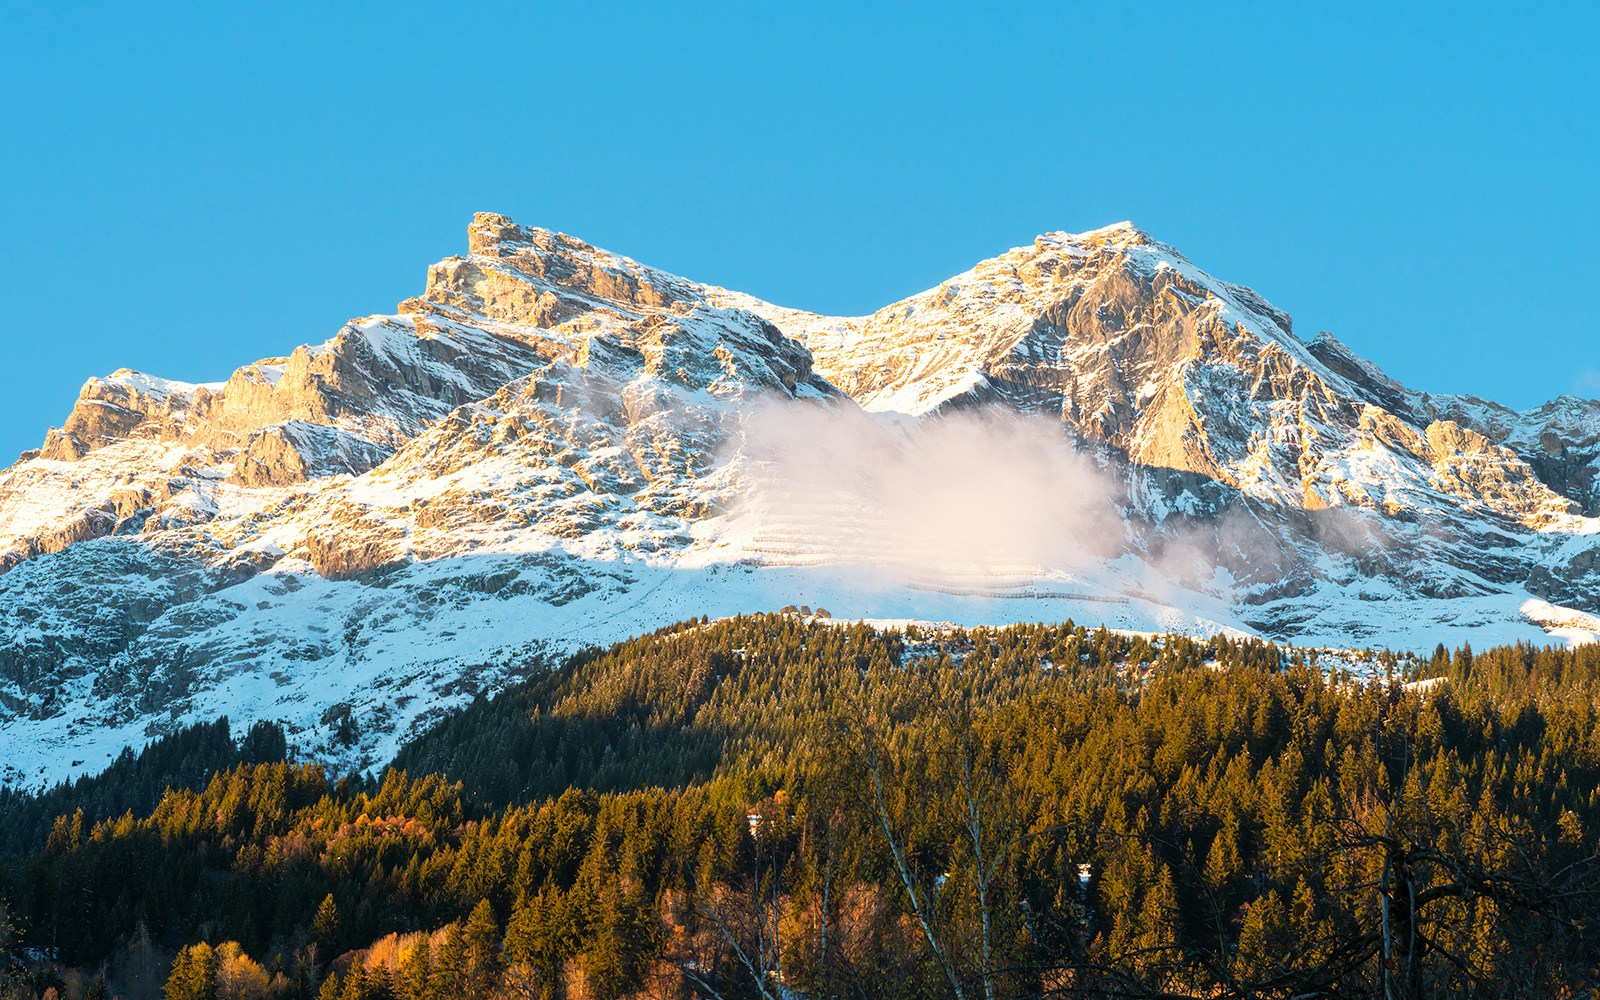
<box><xmin>428</xmin><ymin>924</ymin><xmax>466</xmax><ymax>1000</ymax></box>
<box><xmin>1236</xmin><ymin>890</ymin><xmax>1290</xmax><ymax>982</ymax></box>
<box><xmin>165</xmin><ymin>942</ymin><xmax>219</xmax><ymax>1000</ymax></box>
<box><xmin>315</xmin><ymin>971</ymin><xmax>340</xmax><ymax>1000</ymax></box>
<box><xmin>312</xmin><ymin>894</ymin><xmax>340</xmax><ymax>954</ymax></box>
<box><xmin>463</xmin><ymin>899</ymin><xmax>500</xmax><ymax>996</ymax></box>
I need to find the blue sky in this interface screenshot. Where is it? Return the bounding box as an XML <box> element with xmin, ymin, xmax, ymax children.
<box><xmin>1</xmin><ymin>4</ymin><xmax>1596</xmax><ymax>463</ymax></box>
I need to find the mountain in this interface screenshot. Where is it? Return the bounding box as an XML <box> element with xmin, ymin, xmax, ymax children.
<box><xmin>3</xmin><ymin>213</ymin><xmax>1599</xmax><ymax>787</ymax></box>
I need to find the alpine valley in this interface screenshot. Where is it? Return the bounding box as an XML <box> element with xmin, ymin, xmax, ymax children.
<box><xmin>5</xmin><ymin>213</ymin><xmax>1600</xmax><ymax>787</ymax></box>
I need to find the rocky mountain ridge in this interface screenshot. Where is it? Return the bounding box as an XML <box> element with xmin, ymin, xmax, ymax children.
<box><xmin>3</xmin><ymin>213</ymin><xmax>1598</xmax><ymax>787</ymax></box>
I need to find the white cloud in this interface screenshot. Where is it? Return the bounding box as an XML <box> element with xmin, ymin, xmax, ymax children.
<box><xmin>726</xmin><ymin>399</ymin><xmax>1126</xmax><ymax>584</ymax></box>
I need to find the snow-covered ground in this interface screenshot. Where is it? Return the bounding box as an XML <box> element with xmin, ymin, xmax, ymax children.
<box><xmin>5</xmin><ymin>527</ymin><xmax>1588</xmax><ymax>790</ymax></box>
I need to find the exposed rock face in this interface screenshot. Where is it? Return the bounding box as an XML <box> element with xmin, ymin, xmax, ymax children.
<box><xmin>1442</xmin><ymin>396</ymin><xmax>1600</xmax><ymax>518</ymax></box>
<box><xmin>731</xmin><ymin>224</ymin><xmax>1579</xmax><ymax>529</ymax></box>
<box><xmin>233</xmin><ymin>422</ymin><xmax>394</xmax><ymax>488</ymax></box>
<box><xmin>3</xmin><ymin>211</ymin><xmax>1600</xmax><ymax>787</ymax></box>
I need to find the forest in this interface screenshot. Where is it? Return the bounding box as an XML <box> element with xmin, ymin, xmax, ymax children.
<box><xmin>2</xmin><ymin>615</ymin><xmax>1599</xmax><ymax>1000</ymax></box>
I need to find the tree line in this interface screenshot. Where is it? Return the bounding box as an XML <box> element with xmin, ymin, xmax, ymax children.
<box><xmin>1</xmin><ymin>616</ymin><xmax>1598</xmax><ymax>999</ymax></box>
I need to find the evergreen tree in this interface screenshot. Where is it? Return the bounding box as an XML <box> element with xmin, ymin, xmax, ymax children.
<box><xmin>462</xmin><ymin>899</ymin><xmax>499</xmax><ymax>996</ymax></box>
<box><xmin>165</xmin><ymin>942</ymin><xmax>218</xmax><ymax>1000</ymax></box>
<box><xmin>312</xmin><ymin>894</ymin><xmax>340</xmax><ymax>955</ymax></box>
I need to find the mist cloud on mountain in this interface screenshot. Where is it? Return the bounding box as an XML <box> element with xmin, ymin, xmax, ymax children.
<box><xmin>728</xmin><ymin>398</ymin><xmax>1128</xmax><ymax>584</ymax></box>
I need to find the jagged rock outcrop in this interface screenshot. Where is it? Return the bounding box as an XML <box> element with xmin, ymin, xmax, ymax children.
<box><xmin>1438</xmin><ymin>396</ymin><xmax>1600</xmax><ymax>518</ymax></box>
<box><xmin>3</xmin><ymin>212</ymin><xmax>1599</xmax><ymax>788</ymax></box>
<box><xmin>731</xmin><ymin>224</ymin><xmax>1580</xmax><ymax>529</ymax></box>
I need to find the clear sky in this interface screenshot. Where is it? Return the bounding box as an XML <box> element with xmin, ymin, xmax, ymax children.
<box><xmin>2</xmin><ymin>4</ymin><xmax>1596</xmax><ymax>463</ymax></box>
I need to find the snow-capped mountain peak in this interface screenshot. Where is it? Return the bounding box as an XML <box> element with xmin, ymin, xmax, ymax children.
<box><xmin>3</xmin><ymin>213</ymin><xmax>1600</xmax><ymax>788</ymax></box>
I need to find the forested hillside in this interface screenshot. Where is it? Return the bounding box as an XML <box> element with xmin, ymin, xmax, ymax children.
<box><xmin>3</xmin><ymin>616</ymin><xmax>1599</xmax><ymax>999</ymax></box>
<box><xmin>0</xmin><ymin>719</ymin><xmax>288</xmax><ymax>858</ymax></box>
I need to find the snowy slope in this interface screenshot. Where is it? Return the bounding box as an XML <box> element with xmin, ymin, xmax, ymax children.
<box><xmin>3</xmin><ymin>212</ymin><xmax>1600</xmax><ymax>788</ymax></box>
